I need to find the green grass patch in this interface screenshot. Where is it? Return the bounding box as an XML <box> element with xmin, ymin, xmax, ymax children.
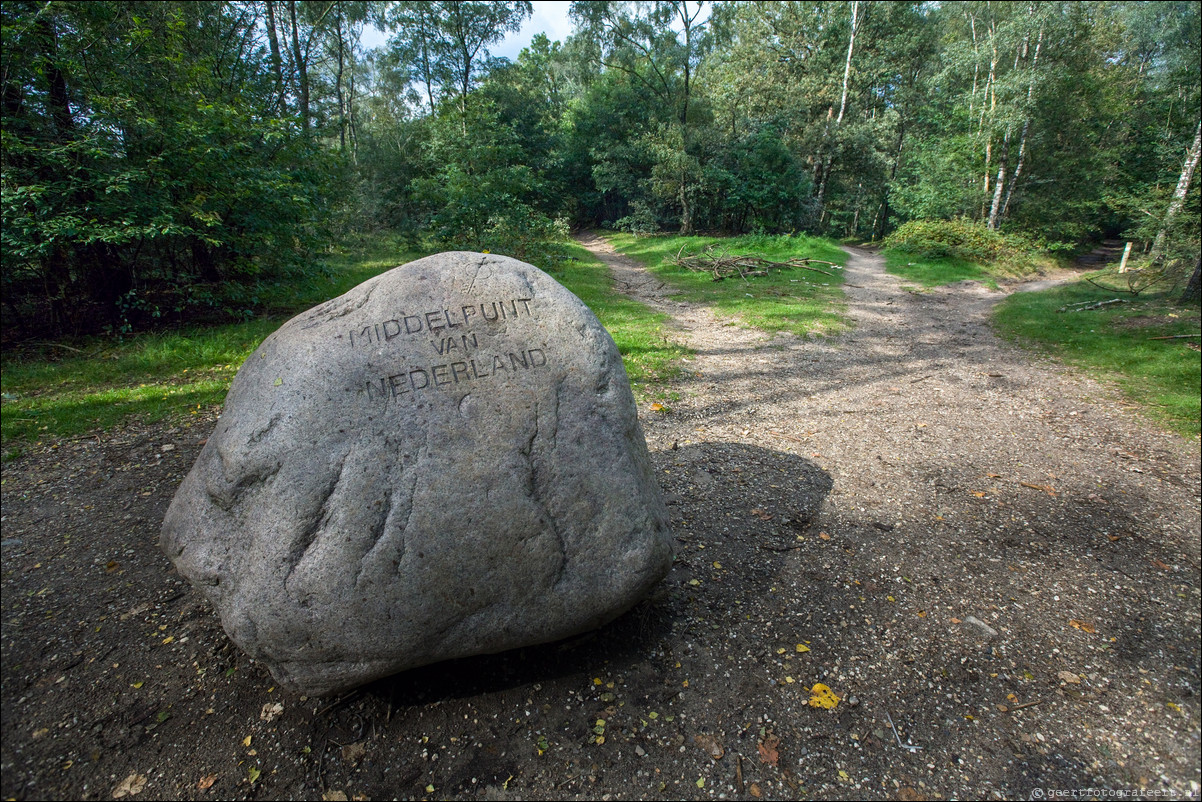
<box><xmin>884</xmin><ymin>249</ymin><xmax>1000</xmax><ymax>289</ymax></box>
<box><xmin>550</xmin><ymin>242</ymin><xmax>690</xmax><ymax>397</ymax></box>
<box><xmin>1</xmin><ymin>236</ymin><xmax>687</xmax><ymax>454</ymax></box>
<box><xmin>1</xmin><ymin>236</ymin><xmax>430</xmax><ymax>454</ymax></box>
<box><xmin>993</xmin><ymin>282</ymin><xmax>1201</xmax><ymax>437</ymax></box>
<box><xmin>605</xmin><ymin>231</ymin><xmax>849</xmax><ymax>337</ymax></box>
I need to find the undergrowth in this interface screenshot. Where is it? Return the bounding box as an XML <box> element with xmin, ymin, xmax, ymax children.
<box><xmin>605</xmin><ymin>231</ymin><xmax>849</xmax><ymax>337</ymax></box>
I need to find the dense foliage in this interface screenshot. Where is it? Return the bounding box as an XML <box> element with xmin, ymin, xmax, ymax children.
<box><xmin>3</xmin><ymin>0</ymin><xmax>1199</xmax><ymax>336</ymax></box>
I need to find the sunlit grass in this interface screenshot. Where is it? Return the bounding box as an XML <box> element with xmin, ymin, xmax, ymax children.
<box><xmin>993</xmin><ymin>281</ymin><xmax>1201</xmax><ymax>437</ymax></box>
<box><xmin>884</xmin><ymin>249</ymin><xmax>999</xmax><ymax>289</ymax></box>
<box><xmin>605</xmin><ymin>231</ymin><xmax>849</xmax><ymax>337</ymax></box>
<box><xmin>547</xmin><ymin>242</ymin><xmax>690</xmax><ymax>397</ymax></box>
<box><xmin>1</xmin><ymin>236</ymin><xmax>687</xmax><ymax>454</ymax></box>
<box><xmin>1</xmin><ymin>236</ymin><xmax>429</xmax><ymax>455</ymax></box>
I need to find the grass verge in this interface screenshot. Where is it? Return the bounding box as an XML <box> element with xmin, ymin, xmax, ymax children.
<box><xmin>1</xmin><ymin>237</ymin><xmax>685</xmax><ymax>456</ymax></box>
<box><xmin>1</xmin><ymin>235</ymin><xmax>428</xmax><ymax>456</ymax></box>
<box><xmin>884</xmin><ymin>249</ymin><xmax>1001</xmax><ymax>289</ymax></box>
<box><xmin>993</xmin><ymin>282</ymin><xmax>1201</xmax><ymax>437</ymax></box>
<box><xmin>551</xmin><ymin>242</ymin><xmax>691</xmax><ymax>399</ymax></box>
<box><xmin>605</xmin><ymin>232</ymin><xmax>849</xmax><ymax>337</ymax></box>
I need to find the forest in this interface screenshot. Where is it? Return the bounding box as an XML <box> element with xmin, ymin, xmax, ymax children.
<box><xmin>2</xmin><ymin>0</ymin><xmax>1199</xmax><ymax>337</ymax></box>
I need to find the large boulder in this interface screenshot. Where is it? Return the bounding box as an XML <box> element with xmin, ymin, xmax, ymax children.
<box><xmin>162</xmin><ymin>252</ymin><xmax>673</xmax><ymax>695</ymax></box>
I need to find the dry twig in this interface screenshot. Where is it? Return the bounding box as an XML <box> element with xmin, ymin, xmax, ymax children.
<box><xmin>671</xmin><ymin>244</ymin><xmax>843</xmax><ymax>281</ymax></box>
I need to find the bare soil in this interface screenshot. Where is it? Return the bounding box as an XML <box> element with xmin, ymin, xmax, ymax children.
<box><xmin>2</xmin><ymin>238</ymin><xmax>1199</xmax><ymax>801</ymax></box>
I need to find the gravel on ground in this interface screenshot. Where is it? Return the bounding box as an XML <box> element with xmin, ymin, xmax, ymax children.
<box><xmin>2</xmin><ymin>236</ymin><xmax>1198</xmax><ymax>801</ymax></box>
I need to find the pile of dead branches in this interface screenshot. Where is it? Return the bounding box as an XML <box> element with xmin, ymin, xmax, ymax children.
<box><xmin>671</xmin><ymin>243</ymin><xmax>843</xmax><ymax>281</ymax></box>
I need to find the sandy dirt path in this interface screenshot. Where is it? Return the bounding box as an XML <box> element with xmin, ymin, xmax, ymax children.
<box><xmin>578</xmin><ymin>231</ymin><xmax>1201</xmax><ymax>798</ymax></box>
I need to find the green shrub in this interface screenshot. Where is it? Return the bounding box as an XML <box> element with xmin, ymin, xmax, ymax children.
<box><xmin>884</xmin><ymin>219</ymin><xmax>1008</xmax><ymax>263</ymax></box>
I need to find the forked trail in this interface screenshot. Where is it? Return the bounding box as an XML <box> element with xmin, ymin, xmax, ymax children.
<box><xmin>576</xmin><ymin>230</ymin><xmax>1199</xmax><ymax>793</ymax></box>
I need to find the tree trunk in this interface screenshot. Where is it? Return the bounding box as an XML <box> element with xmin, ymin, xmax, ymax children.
<box><xmin>1150</xmin><ymin>120</ymin><xmax>1202</xmax><ymax>263</ymax></box>
<box><xmin>1000</xmin><ymin>26</ymin><xmax>1043</xmax><ymax>222</ymax></box>
<box><xmin>264</xmin><ymin>0</ymin><xmax>286</xmax><ymax>114</ymax></box>
<box><xmin>288</xmin><ymin>0</ymin><xmax>310</xmax><ymax>136</ymax></box>
<box><xmin>814</xmin><ymin>1</ymin><xmax>859</xmax><ymax>217</ymax></box>
<box><xmin>1180</xmin><ymin>257</ymin><xmax>1201</xmax><ymax>304</ymax></box>
<box><xmin>987</xmin><ymin>130</ymin><xmax>1009</xmax><ymax>229</ymax></box>
<box><xmin>836</xmin><ymin>0</ymin><xmax>857</xmax><ymax>127</ymax></box>
<box><xmin>335</xmin><ymin>2</ymin><xmax>347</xmax><ymax>152</ymax></box>
<box><xmin>37</xmin><ymin>17</ymin><xmax>73</xmax><ymax>138</ymax></box>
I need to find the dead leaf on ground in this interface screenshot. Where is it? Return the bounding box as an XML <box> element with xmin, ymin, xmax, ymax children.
<box><xmin>757</xmin><ymin>734</ymin><xmax>780</xmax><ymax>767</ymax></box>
<box><xmin>693</xmin><ymin>733</ymin><xmax>725</xmax><ymax>760</ymax></box>
<box><xmin>1057</xmin><ymin>671</ymin><xmax>1082</xmax><ymax>685</ymax></box>
<box><xmin>1020</xmin><ymin>481</ymin><xmax>1057</xmax><ymax>496</ymax></box>
<box><xmin>897</xmin><ymin>787</ymin><xmax>927</xmax><ymax>801</ymax></box>
<box><xmin>1069</xmin><ymin>619</ymin><xmax>1096</xmax><ymax>634</ymax></box>
<box><xmin>260</xmin><ymin>702</ymin><xmax>284</xmax><ymax>722</ymax></box>
<box><xmin>322</xmin><ymin>792</ymin><xmax>349</xmax><ymax>802</ymax></box>
<box><xmin>749</xmin><ymin>783</ymin><xmax>763</xmax><ymax>798</ymax></box>
<box><xmin>196</xmin><ymin>774</ymin><xmax>217</xmax><ymax>790</ymax></box>
<box><xmin>818</xmin><ymin>532</ymin><xmax>830</xmax><ymax>540</ymax></box>
<box><xmin>1152</xmin><ymin>559</ymin><xmax>1171</xmax><ymax>570</ymax></box>
<box><xmin>112</xmin><ymin>773</ymin><xmax>147</xmax><ymax>798</ymax></box>
<box><xmin>341</xmin><ymin>742</ymin><xmax>367</xmax><ymax>764</ymax></box>
<box><xmin>750</xmin><ymin>508</ymin><xmax>772</xmax><ymax>520</ymax></box>
<box><xmin>808</xmin><ymin>683</ymin><xmax>840</xmax><ymax>709</ymax></box>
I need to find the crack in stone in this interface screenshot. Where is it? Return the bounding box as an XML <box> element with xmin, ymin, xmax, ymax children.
<box><xmin>284</xmin><ymin>452</ymin><xmax>350</xmax><ymax>597</ymax></box>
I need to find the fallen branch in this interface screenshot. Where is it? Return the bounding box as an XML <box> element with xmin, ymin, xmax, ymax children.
<box><xmin>1148</xmin><ymin>333</ymin><xmax>1201</xmax><ymax>340</ymax></box>
<box><xmin>1083</xmin><ymin>275</ymin><xmax>1139</xmax><ymax>295</ymax></box>
<box><xmin>672</xmin><ymin>244</ymin><xmax>843</xmax><ymax>282</ymax></box>
<box><xmin>1057</xmin><ymin>298</ymin><xmax>1128</xmax><ymax>312</ymax></box>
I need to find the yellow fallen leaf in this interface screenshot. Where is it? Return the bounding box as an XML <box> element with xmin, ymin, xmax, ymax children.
<box><xmin>795</xmin><ymin>644</ymin><xmax>810</xmax><ymax>653</ymax></box>
<box><xmin>242</xmin><ymin>735</ymin><xmax>252</xmax><ymax>747</ymax></box>
<box><xmin>808</xmin><ymin>682</ymin><xmax>840</xmax><ymax>709</ymax></box>
<box><xmin>696</xmin><ymin>777</ymin><xmax>705</xmax><ymax>788</ymax></box>
<box><xmin>247</xmin><ymin>766</ymin><xmax>260</xmax><ymax>784</ymax></box>
<box><xmin>784</xmin><ymin>676</ymin><xmax>795</xmax><ymax>684</ymax></box>
<box><xmin>650</xmin><ymin>402</ymin><xmax>666</xmax><ymax>412</ymax></box>
<box><xmin>161</xmin><ymin>636</ymin><xmax>174</xmax><ymax>645</ymax></box>
<box><xmin>131</xmin><ymin>681</ymin><xmax>143</xmax><ymax>689</ymax></box>
<box><xmin>1069</xmin><ymin>619</ymin><xmax>1096</xmax><ymax>634</ymax></box>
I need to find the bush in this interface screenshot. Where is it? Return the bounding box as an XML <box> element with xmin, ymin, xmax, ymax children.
<box><xmin>883</xmin><ymin>219</ymin><xmax>1008</xmax><ymax>263</ymax></box>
